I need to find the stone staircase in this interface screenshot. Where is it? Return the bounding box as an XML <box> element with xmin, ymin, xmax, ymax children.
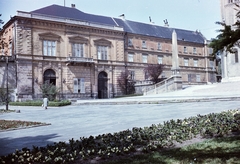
<box><xmin>143</xmin><ymin>75</ymin><xmax>182</xmax><ymax>95</ymax></box>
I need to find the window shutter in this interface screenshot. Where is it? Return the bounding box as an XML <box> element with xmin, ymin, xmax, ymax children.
<box><xmin>80</xmin><ymin>78</ymin><xmax>85</xmax><ymax>93</ymax></box>
<box><xmin>73</xmin><ymin>78</ymin><xmax>78</xmax><ymax>93</ymax></box>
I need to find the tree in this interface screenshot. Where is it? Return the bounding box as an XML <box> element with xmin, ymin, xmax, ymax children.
<box><xmin>40</xmin><ymin>83</ymin><xmax>59</xmax><ymax>101</ymax></box>
<box><xmin>144</xmin><ymin>64</ymin><xmax>164</xmax><ymax>84</ymax></box>
<box><xmin>0</xmin><ymin>14</ymin><xmax>4</xmax><ymax>30</ymax></box>
<box><xmin>209</xmin><ymin>4</ymin><xmax>240</xmax><ymax>55</ymax></box>
<box><xmin>117</xmin><ymin>69</ymin><xmax>135</xmax><ymax>95</ymax></box>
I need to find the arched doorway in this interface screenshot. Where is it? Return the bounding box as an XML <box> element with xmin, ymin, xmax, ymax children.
<box><xmin>98</xmin><ymin>71</ymin><xmax>108</xmax><ymax>99</ymax></box>
<box><xmin>43</xmin><ymin>69</ymin><xmax>56</xmax><ymax>85</ymax></box>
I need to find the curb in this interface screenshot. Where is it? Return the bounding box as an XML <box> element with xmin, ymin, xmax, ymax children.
<box><xmin>73</xmin><ymin>97</ymin><xmax>240</xmax><ymax>105</ymax></box>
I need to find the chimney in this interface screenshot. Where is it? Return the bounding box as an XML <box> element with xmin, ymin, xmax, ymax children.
<box><xmin>119</xmin><ymin>14</ymin><xmax>125</xmax><ymax>20</ymax></box>
<box><xmin>163</xmin><ymin>19</ymin><xmax>169</xmax><ymax>27</ymax></box>
<box><xmin>71</xmin><ymin>4</ymin><xmax>76</xmax><ymax>8</ymax></box>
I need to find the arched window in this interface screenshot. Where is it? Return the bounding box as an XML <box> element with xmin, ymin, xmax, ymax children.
<box><xmin>43</xmin><ymin>69</ymin><xmax>56</xmax><ymax>85</ymax></box>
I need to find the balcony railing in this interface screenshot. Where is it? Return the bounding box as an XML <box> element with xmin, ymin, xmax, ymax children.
<box><xmin>66</xmin><ymin>57</ymin><xmax>94</xmax><ymax>63</ymax></box>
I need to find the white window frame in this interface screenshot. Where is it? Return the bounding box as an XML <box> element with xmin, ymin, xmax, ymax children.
<box><xmin>9</xmin><ymin>42</ymin><xmax>12</xmax><ymax>56</ymax></box>
<box><xmin>97</xmin><ymin>45</ymin><xmax>108</xmax><ymax>60</ymax></box>
<box><xmin>158</xmin><ymin>56</ymin><xmax>163</xmax><ymax>64</ymax></box>
<box><xmin>72</xmin><ymin>43</ymin><xmax>84</xmax><ymax>57</ymax></box>
<box><xmin>142</xmin><ymin>40</ymin><xmax>146</xmax><ymax>48</ymax></box>
<box><xmin>184</xmin><ymin>46</ymin><xmax>187</xmax><ymax>53</ymax></box>
<box><xmin>194</xmin><ymin>59</ymin><xmax>198</xmax><ymax>67</ymax></box>
<box><xmin>128</xmin><ymin>53</ymin><xmax>134</xmax><ymax>62</ymax></box>
<box><xmin>157</xmin><ymin>42</ymin><xmax>162</xmax><ymax>50</ymax></box>
<box><xmin>193</xmin><ymin>47</ymin><xmax>197</xmax><ymax>54</ymax></box>
<box><xmin>184</xmin><ymin>58</ymin><xmax>189</xmax><ymax>66</ymax></box>
<box><xmin>73</xmin><ymin>78</ymin><xmax>85</xmax><ymax>93</ymax></box>
<box><xmin>142</xmin><ymin>54</ymin><xmax>148</xmax><ymax>63</ymax></box>
<box><xmin>43</xmin><ymin>40</ymin><xmax>56</xmax><ymax>56</ymax></box>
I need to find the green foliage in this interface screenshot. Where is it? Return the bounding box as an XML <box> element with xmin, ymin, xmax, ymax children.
<box><xmin>9</xmin><ymin>100</ymin><xmax>71</xmax><ymax>106</ymax></box>
<box><xmin>0</xmin><ymin>109</ymin><xmax>239</xmax><ymax>163</ymax></box>
<box><xmin>117</xmin><ymin>69</ymin><xmax>135</xmax><ymax>95</ymax></box>
<box><xmin>0</xmin><ymin>87</ymin><xmax>14</xmax><ymax>103</ymax></box>
<box><xmin>144</xmin><ymin>64</ymin><xmax>164</xmax><ymax>84</ymax></box>
<box><xmin>209</xmin><ymin>4</ymin><xmax>240</xmax><ymax>56</ymax></box>
<box><xmin>40</xmin><ymin>83</ymin><xmax>60</xmax><ymax>101</ymax></box>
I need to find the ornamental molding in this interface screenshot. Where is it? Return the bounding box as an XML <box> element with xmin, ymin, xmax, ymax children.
<box><xmin>39</xmin><ymin>32</ymin><xmax>61</xmax><ymax>42</ymax></box>
<box><xmin>94</xmin><ymin>38</ymin><xmax>111</xmax><ymax>47</ymax></box>
<box><xmin>68</xmin><ymin>36</ymin><xmax>89</xmax><ymax>44</ymax></box>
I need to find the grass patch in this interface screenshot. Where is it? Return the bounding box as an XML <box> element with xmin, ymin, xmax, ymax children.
<box><xmin>0</xmin><ymin>109</ymin><xmax>16</xmax><ymax>114</ymax></box>
<box><xmin>9</xmin><ymin>100</ymin><xmax>71</xmax><ymax>106</ymax></box>
<box><xmin>103</xmin><ymin>135</ymin><xmax>240</xmax><ymax>164</ymax></box>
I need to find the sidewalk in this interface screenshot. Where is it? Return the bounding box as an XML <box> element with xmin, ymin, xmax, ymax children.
<box><xmin>75</xmin><ymin>81</ymin><xmax>240</xmax><ymax>105</ymax></box>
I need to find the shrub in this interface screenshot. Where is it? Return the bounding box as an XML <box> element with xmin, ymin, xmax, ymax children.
<box><xmin>40</xmin><ymin>83</ymin><xmax>60</xmax><ymax>101</ymax></box>
<box><xmin>0</xmin><ymin>87</ymin><xmax>14</xmax><ymax>103</ymax></box>
<box><xmin>9</xmin><ymin>100</ymin><xmax>71</xmax><ymax>106</ymax></box>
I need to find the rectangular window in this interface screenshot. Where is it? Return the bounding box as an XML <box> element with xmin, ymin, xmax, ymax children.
<box><xmin>184</xmin><ymin>58</ymin><xmax>189</xmax><ymax>66</ymax></box>
<box><xmin>209</xmin><ymin>48</ymin><xmax>213</xmax><ymax>55</ymax></box>
<box><xmin>9</xmin><ymin>42</ymin><xmax>12</xmax><ymax>56</ymax></box>
<box><xmin>209</xmin><ymin>60</ymin><xmax>214</xmax><ymax>69</ymax></box>
<box><xmin>157</xmin><ymin>42</ymin><xmax>162</xmax><ymax>50</ymax></box>
<box><xmin>196</xmin><ymin>74</ymin><xmax>201</xmax><ymax>82</ymax></box>
<box><xmin>128</xmin><ymin>53</ymin><xmax>134</xmax><ymax>62</ymax></box>
<box><xmin>73</xmin><ymin>78</ymin><xmax>85</xmax><ymax>93</ymax></box>
<box><xmin>145</xmin><ymin>71</ymin><xmax>149</xmax><ymax>80</ymax></box>
<box><xmin>194</xmin><ymin>59</ymin><xmax>198</xmax><ymax>67</ymax></box>
<box><xmin>193</xmin><ymin>47</ymin><xmax>197</xmax><ymax>54</ymax></box>
<box><xmin>235</xmin><ymin>51</ymin><xmax>239</xmax><ymax>63</ymax></box>
<box><xmin>130</xmin><ymin>71</ymin><xmax>135</xmax><ymax>80</ymax></box>
<box><xmin>158</xmin><ymin>56</ymin><xmax>163</xmax><ymax>64</ymax></box>
<box><xmin>184</xmin><ymin>46</ymin><xmax>187</xmax><ymax>53</ymax></box>
<box><xmin>43</xmin><ymin>40</ymin><xmax>56</xmax><ymax>56</ymax></box>
<box><xmin>97</xmin><ymin>46</ymin><xmax>107</xmax><ymax>60</ymax></box>
<box><xmin>142</xmin><ymin>40</ymin><xmax>146</xmax><ymax>48</ymax></box>
<box><xmin>128</xmin><ymin>38</ymin><xmax>133</xmax><ymax>47</ymax></box>
<box><xmin>142</xmin><ymin>54</ymin><xmax>148</xmax><ymax>63</ymax></box>
<box><xmin>72</xmin><ymin>43</ymin><xmax>84</xmax><ymax>57</ymax></box>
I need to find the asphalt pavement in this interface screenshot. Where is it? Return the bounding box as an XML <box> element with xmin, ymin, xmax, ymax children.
<box><xmin>0</xmin><ymin>81</ymin><xmax>240</xmax><ymax>156</ymax></box>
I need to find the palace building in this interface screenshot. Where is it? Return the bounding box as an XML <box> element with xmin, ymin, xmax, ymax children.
<box><xmin>0</xmin><ymin>4</ymin><xmax>215</xmax><ymax>101</ymax></box>
<box><xmin>220</xmin><ymin>0</ymin><xmax>240</xmax><ymax>82</ymax></box>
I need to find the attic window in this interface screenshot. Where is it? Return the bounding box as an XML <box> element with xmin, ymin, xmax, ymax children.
<box><xmin>128</xmin><ymin>38</ymin><xmax>133</xmax><ymax>47</ymax></box>
<box><xmin>184</xmin><ymin>46</ymin><xmax>187</xmax><ymax>53</ymax></box>
<box><xmin>142</xmin><ymin>40</ymin><xmax>147</xmax><ymax>48</ymax></box>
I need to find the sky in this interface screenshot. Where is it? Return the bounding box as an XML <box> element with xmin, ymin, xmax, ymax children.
<box><xmin>0</xmin><ymin>0</ymin><xmax>221</xmax><ymax>40</ymax></box>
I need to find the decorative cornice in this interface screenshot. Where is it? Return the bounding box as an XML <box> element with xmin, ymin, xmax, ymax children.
<box><xmin>68</xmin><ymin>36</ymin><xmax>88</xmax><ymax>44</ymax></box>
<box><xmin>39</xmin><ymin>32</ymin><xmax>61</xmax><ymax>41</ymax></box>
<box><xmin>94</xmin><ymin>38</ymin><xmax>112</xmax><ymax>47</ymax></box>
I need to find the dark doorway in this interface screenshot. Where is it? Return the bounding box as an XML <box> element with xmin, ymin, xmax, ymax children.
<box><xmin>98</xmin><ymin>71</ymin><xmax>108</xmax><ymax>99</ymax></box>
<box><xmin>43</xmin><ymin>69</ymin><xmax>56</xmax><ymax>85</ymax></box>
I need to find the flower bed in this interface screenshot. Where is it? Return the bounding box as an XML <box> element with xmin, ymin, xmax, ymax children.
<box><xmin>0</xmin><ymin>120</ymin><xmax>50</xmax><ymax>131</ymax></box>
<box><xmin>0</xmin><ymin>110</ymin><xmax>239</xmax><ymax>163</ymax></box>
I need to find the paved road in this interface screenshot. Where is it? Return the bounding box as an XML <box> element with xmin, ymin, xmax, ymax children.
<box><xmin>1</xmin><ymin>100</ymin><xmax>240</xmax><ymax>156</ymax></box>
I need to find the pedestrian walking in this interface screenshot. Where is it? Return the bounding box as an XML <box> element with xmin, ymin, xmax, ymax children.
<box><xmin>43</xmin><ymin>97</ymin><xmax>48</xmax><ymax>109</ymax></box>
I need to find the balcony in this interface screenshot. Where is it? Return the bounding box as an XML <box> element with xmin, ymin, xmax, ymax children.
<box><xmin>65</xmin><ymin>57</ymin><xmax>94</xmax><ymax>65</ymax></box>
